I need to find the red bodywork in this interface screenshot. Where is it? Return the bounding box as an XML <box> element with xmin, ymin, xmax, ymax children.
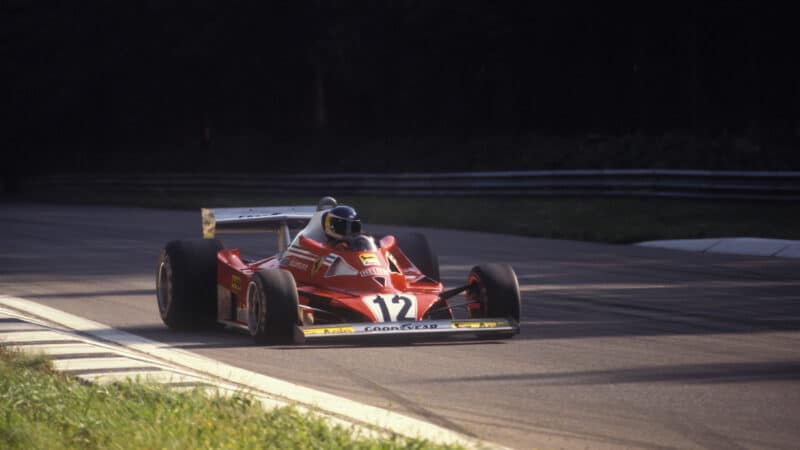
<box><xmin>215</xmin><ymin>234</ymin><xmax>446</xmax><ymax>326</ymax></box>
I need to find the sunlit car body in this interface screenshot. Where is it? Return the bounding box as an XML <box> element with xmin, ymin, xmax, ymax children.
<box><xmin>156</xmin><ymin>197</ymin><xmax>521</xmax><ymax>344</ymax></box>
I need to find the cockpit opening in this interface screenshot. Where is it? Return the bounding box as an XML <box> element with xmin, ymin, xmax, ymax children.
<box><xmin>345</xmin><ymin>235</ymin><xmax>377</xmax><ymax>251</ymax></box>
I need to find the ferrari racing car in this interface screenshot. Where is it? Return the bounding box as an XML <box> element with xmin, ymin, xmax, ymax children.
<box><xmin>155</xmin><ymin>197</ymin><xmax>521</xmax><ymax>343</ymax></box>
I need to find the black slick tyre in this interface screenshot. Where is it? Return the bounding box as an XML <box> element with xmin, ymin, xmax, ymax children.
<box><xmin>246</xmin><ymin>269</ymin><xmax>301</xmax><ymax>344</ymax></box>
<box><xmin>467</xmin><ymin>263</ymin><xmax>521</xmax><ymax>338</ymax></box>
<box><xmin>394</xmin><ymin>232</ymin><xmax>440</xmax><ymax>281</ymax></box>
<box><xmin>156</xmin><ymin>239</ymin><xmax>223</xmax><ymax>330</ymax></box>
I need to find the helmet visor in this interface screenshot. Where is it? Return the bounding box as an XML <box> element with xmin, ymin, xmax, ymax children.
<box><xmin>328</xmin><ymin>215</ymin><xmax>361</xmax><ymax>239</ymax></box>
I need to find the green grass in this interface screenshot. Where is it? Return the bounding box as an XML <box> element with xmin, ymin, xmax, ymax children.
<box><xmin>0</xmin><ymin>346</ymin><xmax>459</xmax><ymax>450</ymax></box>
<box><xmin>9</xmin><ymin>190</ymin><xmax>800</xmax><ymax>243</ymax></box>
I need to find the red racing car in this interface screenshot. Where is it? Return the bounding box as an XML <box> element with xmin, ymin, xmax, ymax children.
<box><xmin>156</xmin><ymin>197</ymin><xmax>520</xmax><ymax>344</ymax></box>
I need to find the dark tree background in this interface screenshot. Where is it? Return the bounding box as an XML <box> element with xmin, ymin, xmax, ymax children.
<box><xmin>2</xmin><ymin>1</ymin><xmax>799</xmax><ymax>177</ymax></box>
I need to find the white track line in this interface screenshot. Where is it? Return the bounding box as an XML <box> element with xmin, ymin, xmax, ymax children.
<box><xmin>52</xmin><ymin>356</ymin><xmax>160</xmax><ymax>372</ymax></box>
<box><xmin>13</xmin><ymin>342</ymin><xmax>116</xmax><ymax>357</ymax></box>
<box><xmin>0</xmin><ymin>295</ymin><xmax>502</xmax><ymax>449</ymax></box>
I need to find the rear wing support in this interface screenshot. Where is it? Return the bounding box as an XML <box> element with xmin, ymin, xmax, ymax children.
<box><xmin>277</xmin><ymin>224</ymin><xmax>291</xmax><ymax>252</ymax></box>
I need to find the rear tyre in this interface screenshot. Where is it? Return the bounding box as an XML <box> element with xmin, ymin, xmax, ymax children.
<box><xmin>247</xmin><ymin>269</ymin><xmax>301</xmax><ymax>344</ymax></box>
<box><xmin>466</xmin><ymin>264</ymin><xmax>521</xmax><ymax>339</ymax></box>
<box><xmin>156</xmin><ymin>239</ymin><xmax>223</xmax><ymax>330</ymax></box>
<box><xmin>394</xmin><ymin>232</ymin><xmax>440</xmax><ymax>281</ymax></box>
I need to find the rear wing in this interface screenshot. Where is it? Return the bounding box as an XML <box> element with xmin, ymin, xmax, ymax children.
<box><xmin>201</xmin><ymin>206</ymin><xmax>317</xmax><ymax>251</ymax></box>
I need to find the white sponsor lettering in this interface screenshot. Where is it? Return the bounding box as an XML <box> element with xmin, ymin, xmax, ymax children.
<box><xmin>288</xmin><ymin>259</ymin><xmax>309</xmax><ymax>270</ymax></box>
<box><xmin>359</xmin><ymin>267</ymin><xmax>389</xmax><ymax>277</ymax></box>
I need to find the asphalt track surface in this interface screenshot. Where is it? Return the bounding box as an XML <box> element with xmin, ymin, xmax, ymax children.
<box><xmin>1</xmin><ymin>203</ymin><xmax>799</xmax><ymax>449</ymax></box>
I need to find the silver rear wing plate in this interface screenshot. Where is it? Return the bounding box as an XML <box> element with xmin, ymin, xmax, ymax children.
<box><xmin>294</xmin><ymin>318</ymin><xmax>519</xmax><ymax>344</ymax></box>
<box><xmin>202</xmin><ymin>206</ymin><xmax>317</xmax><ymax>251</ymax></box>
<box><xmin>202</xmin><ymin>206</ymin><xmax>317</xmax><ymax>238</ymax></box>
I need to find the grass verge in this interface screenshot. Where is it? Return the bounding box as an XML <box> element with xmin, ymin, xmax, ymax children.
<box><xmin>8</xmin><ymin>190</ymin><xmax>800</xmax><ymax>243</ymax></box>
<box><xmin>0</xmin><ymin>346</ymin><xmax>459</xmax><ymax>450</ymax></box>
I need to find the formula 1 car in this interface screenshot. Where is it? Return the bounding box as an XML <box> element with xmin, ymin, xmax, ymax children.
<box><xmin>155</xmin><ymin>197</ymin><xmax>520</xmax><ymax>344</ymax></box>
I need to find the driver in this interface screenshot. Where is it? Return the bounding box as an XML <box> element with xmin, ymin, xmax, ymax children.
<box><xmin>322</xmin><ymin>205</ymin><xmax>363</xmax><ymax>246</ymax></box>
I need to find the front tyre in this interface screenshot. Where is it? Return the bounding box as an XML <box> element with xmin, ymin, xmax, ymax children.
<box><xmin>247</xmin><ymin>269</ymin><xmax>301</xmax><ymax>344</ymax></box>
<box><xmin>156</xmin><ymin>239</ymin><xmax>223</xmax><ymax>330</ymax></box>
<box><xmin>466</xmin><ymin>264</ymin><xmax>521</xmax><ymax>333</ymax></box>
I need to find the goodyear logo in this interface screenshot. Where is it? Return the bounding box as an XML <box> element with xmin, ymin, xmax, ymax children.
<box><xmin>231</xmin><ymin>275</ymin><xmax>242</xmax><ymax>292</ymax></box>
<box><xmin>452</xmin><ymin>320</ymin><xmax>508</xmax><ymax>329</ymax></box>
<box><xmin>303</xmin><ymin>326</ymin><xmax>354</xmax><ymax>336</ymax></box>
<box><xmin>359</xmin><ymin>253</ymin><xmax>380</xmax><ymax>266</ymax></box>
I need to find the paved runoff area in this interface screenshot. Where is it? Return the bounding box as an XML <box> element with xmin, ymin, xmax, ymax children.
<box><xmin>0</xmin><ymin>296</ymin><xmax>499</xmax><ymax>449</ymax></box>
<box><xmin>638</xmin><ymin>237</ymin><xmax>800</xmax><ymax>258</ymax></box>
<box><xmin>1</xmin><ymin>203</ymin><xmax>800</xmax><ymax>450</ymax></box>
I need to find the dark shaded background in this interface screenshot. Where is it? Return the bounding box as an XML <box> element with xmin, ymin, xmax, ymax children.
<box><xmin>3</xmin><ymin>1</ymin><xmax>799</xmax><ymax>177</ymax></box>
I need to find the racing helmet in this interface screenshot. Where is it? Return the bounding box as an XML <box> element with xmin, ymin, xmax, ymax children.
<box><xmin>323</xmin><ymin>205</ymin><xmax>362</xmax><ymax>240</ymax></box>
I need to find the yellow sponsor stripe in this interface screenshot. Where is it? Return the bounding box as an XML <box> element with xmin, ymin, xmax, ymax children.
<box><xmin>451</xmin><ymin>320</ymin><xmax>509</xmax><ymax>329</ymax></box>
<box><xmin>303</xmin><ymin>326</ymin><xmax>354</xmax><ymax>336</ymax></box>
<box><xmin>201</xmin><ymin>208</ymin><xmax>216</xmax><ymax>239</ymax></box>
<box><xmin>231</xmin><ymin>275</ymin><xmax>242</xmax><ymax>291</ymax></box>
<box><xmin>359</xmin><ymin>253</ymin><xmax>380</xmax><ymax>266</ymax></box>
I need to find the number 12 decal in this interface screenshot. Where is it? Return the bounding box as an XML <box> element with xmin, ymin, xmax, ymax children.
<box><xmin>364</xmin><ymin>294</ymin><xmax>417</xmax><ymax>322</ymax></box>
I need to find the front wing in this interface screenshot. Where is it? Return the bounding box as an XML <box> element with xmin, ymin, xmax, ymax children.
<box><xmin>294</xmin><ymin>318</ymin><xmax>519</xmax><ymax>344</ymax></box>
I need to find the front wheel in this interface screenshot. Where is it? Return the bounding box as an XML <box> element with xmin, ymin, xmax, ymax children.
<box><xmin>246</xmin><ymin>269</ymin><xmax>301</xmax><ymax>344</ymax></box>
<box><xmin>466</xmin><ymin>263</ymin><xmax>521</xmax><ymax>335</ymax></box>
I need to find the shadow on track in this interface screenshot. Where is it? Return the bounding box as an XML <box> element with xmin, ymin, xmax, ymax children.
<box><xmin>416</xmin><ymin>360</ymin><xmax>800</xmax><ymax>386</ymax></box>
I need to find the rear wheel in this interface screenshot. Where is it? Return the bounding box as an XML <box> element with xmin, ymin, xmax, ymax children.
<box><xmin>247</xmin><ymin>269</ymin><xmax>301</xmax><ymax>344</ymax></box>
<box><xmin>394</xmin><ymin>232</ymin><xmax>440</xmax><ymax>281</ymax></box>
<box><xmin>156</xmin><ymin>239</ymin><xmax>223</xmax><ymax>330</ymax></box>
<box><xmin>466</xmin><ymin>263</ymin><xmax>521</xmax><ymax>339</ymax></box>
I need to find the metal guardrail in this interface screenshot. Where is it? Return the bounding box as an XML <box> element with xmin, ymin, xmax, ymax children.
<box><xmin>24</xmin><ymin>170</ymin><xmax>800</xmax><ymax>201</ymax></box>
